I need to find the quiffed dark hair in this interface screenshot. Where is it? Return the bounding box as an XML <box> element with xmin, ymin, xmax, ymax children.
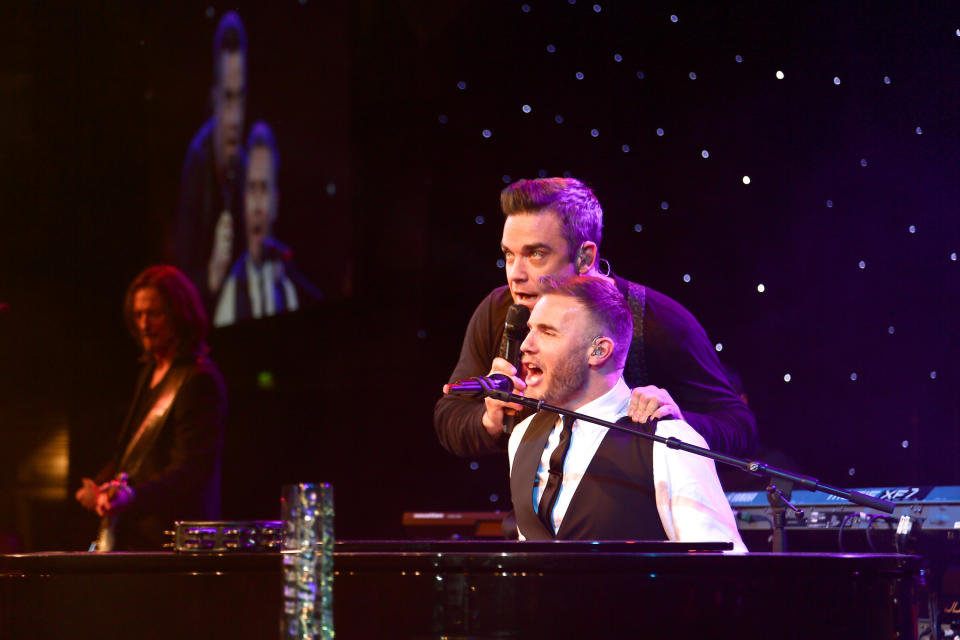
<box><xmin>246</xmin><ymin>120</ymin><xmax>279</xmax><ymax>188</ymax></box>
<box><xmin>500</xmin><ymin>177</ymin><xmax>603</xmax><ymax>263</ymax></box>
<box><xmin>538</xmin><ymin>275</ymin><xmax>632</xmax><ymax>369</ymax></box>
<box><xmin>213</xmin><ymin>11</ymin><xmax>247</xmax><ymax>84</ymax></box>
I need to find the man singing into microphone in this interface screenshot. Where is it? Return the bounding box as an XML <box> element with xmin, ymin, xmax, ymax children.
<box><xmin>212</xmin><ymin>121</ymin><xmax>303</xmax><ymax>327</ymax></box>
<box><xmin>435</xmin><ymin>177</ymin><xmax>755</xmax><ymax>459</ymax></box>
<box><xmin>504</xmin><ymin>275</ymin><xmax>744</xmax><ymax>545</ymax></box>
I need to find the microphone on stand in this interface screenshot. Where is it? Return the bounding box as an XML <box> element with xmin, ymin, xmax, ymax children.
<box><xmin>446</xmin><ymin>374</ymin><xmax>514</xmax><ymax>398</ymax></box>
<box><xmin>498</xmin><ymin>304</ymin><xmax>530</xmax><ymax>434</ymax></box>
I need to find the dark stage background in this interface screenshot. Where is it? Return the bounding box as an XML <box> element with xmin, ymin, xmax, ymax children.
<box><xmin>0</xmin><ymin>1</ymin><xmax>957</xmax><ymax>550</ymax></box>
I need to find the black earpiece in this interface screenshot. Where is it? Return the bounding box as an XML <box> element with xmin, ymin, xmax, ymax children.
<box><xmin>576</xmin><ymin>244</ymin><xmax>589</xmax><ymax>274</ymax></box>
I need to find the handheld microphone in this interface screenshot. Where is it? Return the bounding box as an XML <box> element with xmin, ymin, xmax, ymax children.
<box><xmin>499</xmin><ymin>304</ymin><xmax>530</xmax><ymax>434</ymax></box>
<box><xmin>447</xmin><ymin>374</ymin><xmax>514</xmax><ymax>398</ymax></box>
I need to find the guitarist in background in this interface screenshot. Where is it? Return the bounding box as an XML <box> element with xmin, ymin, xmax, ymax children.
<box><xmin>75</xmin><ymin>265</ymin><xmax>227</xmax><ymax>550</ymax></box>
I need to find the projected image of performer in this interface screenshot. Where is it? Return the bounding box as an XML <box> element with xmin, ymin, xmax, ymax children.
<box><xmin>501</xmin><ymin>275</ymin><xmax>745</xmax><ymax>545</ymax></box>
<box><xmin>175</xmin><ymin>11</ymin><xmax>247</xmax><ymax>307</ymax></box>
<box><xmin>434</xmin><ymin>177</ymin><xmax>756</xmax><ymax>459</ymax></box>
<box><xmin>213</xmin><ymin>122</ymin><xmax>318</xmax><ymax>327</ymax></box>
<box><xmin>74</xmin><ymin>266</ymin><xmax>227</xmax><ymax>550</ymax></box>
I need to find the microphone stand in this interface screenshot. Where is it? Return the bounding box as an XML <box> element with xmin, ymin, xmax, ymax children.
<box><xmin>483</xmin><ymin>388</ymin><xmax>895</xmax><ymax>551</ymax></box>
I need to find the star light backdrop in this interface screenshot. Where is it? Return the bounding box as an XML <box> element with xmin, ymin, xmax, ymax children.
<box><xmin>411</xmin><ymin>1</ymin><xmax>959</xmax><ymax>505</ymax></box>
<box><xmin>0</xmin><ymin>1</ymin><xmax>956</xmax><ymax>546</ymax></box>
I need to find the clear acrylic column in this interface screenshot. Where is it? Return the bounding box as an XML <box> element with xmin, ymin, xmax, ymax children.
<box><xmin>282</xmin><ymin>483</ymin><xmax>334</xmax><ymax>640</ymax></box>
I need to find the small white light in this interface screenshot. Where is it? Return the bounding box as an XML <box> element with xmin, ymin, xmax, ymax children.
<box><xmin>888</xmin><ymin>326</ymin><xmax>895</xmax><ymax>335</ymax></box>
<box><xmin>850</xmin><ymin>372</ymin><xmax>858</xmax><ymax>381</ymax></box>
<box><xmin>757</xmin><ymin>283</ymin><xmax>765</xmax><ymax>293</ymax></box>
<box><xmin>496</xmin><ymin>258</ymin><xmax>506</xmax><ymax>268</ymax></box>
<box><xmin>742</xmin><ymin>175</ymin><xmax>751</xmax><ymax>184</ymax></box>
<box><xmin>489</xmin><ymin>494</ymin><xmax>499</xmax><ymax>503</ymax></box>
<box><xmin>622</xmin><ymin>144</ymin><xmax>631</xmax><ymax>153</ymax></box>
<box><xmin>715</xmin><ymin>343</ymin><xmax>723</xmax><ymax>352</ymax></box>
<box><xmin>590</xmin><ymin>128</ymin><xmax>600</xmax><ymax>137</ymax></box>
<box><xmin>956</xmin><ymin>28</ymin><xmax>959</xmax><ymax>36</ymax></box>
<box><xmin>775</xmin><ymin>70</ymin><xmax>784</xmax><ymax>80</ymax></box>
<box><xmin>555</xmin><ymin>114</ymin><xmax>564</xmax><ymax>124</ymax></box>
<box><xmin>783</xmin><ymin>373</ymin><xmax>792</xmax><ymax>382</ymax></box>
<box><xmin>547</xmin><ymin>44</ymin><xmax>556</xmax><ymax>53</ymax></box>
<box><xmin>930</xmin><ymin>371</ymin><xmax>938</xmax><ymax>379</ymax></box>
<box><xmin>593</xmin><ymin>3</ymin><xmax>602</xmax><ymax>12</ymax></box>
<box><xmin>689</xmin><ymin>72</ymin><xmax>697</xmax><ymax>80</ymax></box>
<box><xmin>614</xmin><ymin>53</ymin><xmax>623</xmax><ymax>62</ymax></box>
<box><xmin>575</xmin><ymin>71</ymin><xmax>585</xmax><ymax>80</ymax></box>
<box><xmin>826</xmin><ymin>200</ymin><xmax>834</xmax><ymax>208</ymax></box>
<box><xmin>475</xmin><ymin>216</ymin><xmax>485</xmax><ymax>225</ymax></box>
<box><xmin>683</xmin><ymin>273</ymin><xmax>691</xmax><ymax>283</ymax></box>
<box><xmin>670</xmin><ymin>14</ymin><xmax>678</xmax><ymax>23</ymax></box>
<box><xmin>522</xmin><ymin>104</ymin><xmax>532</xmax><ymax>113</ymax></box>
<box><xmin>909</xmin><ymin>225</ymin><xmax>916</xmax><ymax>233</ymax></box>
<box><xmin>701</xmin><ymin>150</ymin><xmax>709</xmax><ymax>158</ymax></box>
<box><xmin>950</xmin><ymin>252</ymin><xmax>957</xmax><ymax>261</ymax></box>
<box><xmin>735</xmin><ymin>54</ymin><xmax>743</xmax><ymax>63</ymax></box>
<box><xmin>656</xmin><ymin>127</ymin><xmax>665</xmax><ymax>136</ymax></box>
<box><xmin>902</xmin><ymin>440</ymin><xmax>909</xmax><ymax>449</ymax></box>
<box><xmin>848</xmin><ymin>468</ymin><xmax>856</xmax><ymax>476</ymax></box>
<box><xmin>860</xmin><ymin>158</ymin><xmax>868</xmax><ymax>167</ymax></box>
<box><xmin>482</xmin><ymin>129</ymin><xmax>492</xmax><ymax>138</ymax></box>
<box><xmin>660</xmin><ymin>201</ymin><xmax>669</xmax><ymax>210</ymax></box>
<box><xmin>915</xmin><ymin>126</ymin><xmax>923</xmax><ymax>135</ymax></box>
<box><xmin>469</xmin><ymin>461</ymin><xmax>479</xmax><ymax>470</ymax></box>
<box><xmin>833</xmin><ymin>76</ymin><xmax>841</xmax><ymax>85</ymax></box>
<box><xmin>634</xmin><ymin>224</ymin><xmax>643</xmax><ymax>232</ymax></box>
<box><xmin>858</xmin><ymin>260</ymin><xmax>866</xmax><ymax>269</ymax></box>
<box><xmin>457</xmin><ymin>80</ymin><xmax>467</xmax><ymax>90</ymax></box>
<box><xmin>883</xmin><ymin>75</ymin><xmax>891</xmax><ymax>85</ymax></box>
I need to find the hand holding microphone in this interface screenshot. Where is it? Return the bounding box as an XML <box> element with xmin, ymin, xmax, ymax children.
<box><xmin>442</xmin><ymin>360</ymin><xmax>526</xmax><ymax>438</ymax></box>
<box><xmin>207</xmin><ymin>209</ymin><xmax>234</xmax><ymax>294</ymax></box>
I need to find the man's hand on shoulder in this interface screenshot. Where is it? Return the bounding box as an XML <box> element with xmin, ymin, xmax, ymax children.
<box><xmin>628</xmin><ymin>385</ymin><xmax>683</xmax><ymax>424</ymax></box>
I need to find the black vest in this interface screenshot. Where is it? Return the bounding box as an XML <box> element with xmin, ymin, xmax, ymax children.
<box><xmin>511</xmin><ymin>411</ymin><xmax>668</xmax><ymax>541</ymax></box>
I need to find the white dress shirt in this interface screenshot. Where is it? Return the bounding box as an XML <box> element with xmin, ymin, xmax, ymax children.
<box><xmin>508</xmin><ymin>378</ymin><xmax>746</xmax><ymax>551</ymax></box>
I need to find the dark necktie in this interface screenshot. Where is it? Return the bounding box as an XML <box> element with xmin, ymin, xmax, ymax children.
<box><xmin>537</xmin><ymin>414</ymin><xmax>575</xmax><ymax>534</ymax></box>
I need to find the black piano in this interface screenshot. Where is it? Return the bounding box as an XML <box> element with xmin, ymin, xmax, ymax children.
<box><xmin>0</xmin><ymin>541</ymin><xmax>920</xmax><ymax>639</ymax></box>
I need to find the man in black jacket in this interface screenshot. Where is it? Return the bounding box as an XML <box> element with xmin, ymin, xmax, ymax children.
<box><xmin>75</xmin><ymin>265</ymin><xmax>227</xmax><ymax>550</ymax></box>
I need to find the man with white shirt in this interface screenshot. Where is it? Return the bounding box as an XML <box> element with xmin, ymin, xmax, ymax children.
<box><xmin>506</xmin><ymin>275</ymin><xmax>745</xmax><ymax>548</ymax></box>
<box><xmin>212</xmin><ymin>121</ymin><xmax>301</xmax><ymax>327</ymax></box>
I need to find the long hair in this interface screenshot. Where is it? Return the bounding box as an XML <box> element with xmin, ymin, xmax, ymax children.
<box><xmin>124</xmin><ymin>265</ymin><xmax>209</xmax><ymax>358</ymax></box>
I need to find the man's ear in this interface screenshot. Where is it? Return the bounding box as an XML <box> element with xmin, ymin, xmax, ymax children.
<box><xmin>587</xmin><ymin>336</ymin><xmax>614</xmax><ymax>365</ymax></box>
<box><xmin>575</xmin><ymin>242</ymin><xmax>598</xmax><ymax>274</ymax></box>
